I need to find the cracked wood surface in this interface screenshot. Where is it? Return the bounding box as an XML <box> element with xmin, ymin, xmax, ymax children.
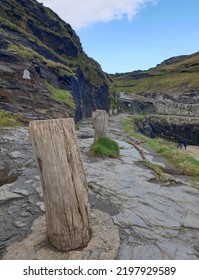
<box><xmin>29</xmin><ymin>118</ymin><xmax>90</xmax><ymax>251</ymax></box>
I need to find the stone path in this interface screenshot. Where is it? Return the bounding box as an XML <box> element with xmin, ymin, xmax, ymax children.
<box><xmin>0</xmin><ymin>127</ymin><xmax>43</xmax><ymax>257</ymax></box>
<box><xmin>78</xmin><ymin>114</ymin><xmax>199</xmax><ymax>260</ymax></box>
<box><xmin>0</xmin><ymin>114</ymin><xmax>199</xmax><ymax>259</ymax></box>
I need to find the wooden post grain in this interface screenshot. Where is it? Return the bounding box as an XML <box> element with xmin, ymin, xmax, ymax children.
<box><xmin>92</xmin><ymin>109</ymin><xmax>108</xmax><ymax>141</ymax></box>
<box><xmin>29</xmin><ymin>118</ymin><xmax>90</xmax><ymax>251</ymax></box>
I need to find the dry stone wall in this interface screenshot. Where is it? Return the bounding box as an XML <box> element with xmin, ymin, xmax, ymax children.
<box><xmin>117</xmin><ymin>91</ymin><xmax>199</xmax><ymax>117</ymax></box>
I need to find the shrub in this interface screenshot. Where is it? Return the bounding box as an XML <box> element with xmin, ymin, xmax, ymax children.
<box><xmin>89</xmin><ymin>137</ymin><xmax>119</xmax><ymax>158</ymax></box>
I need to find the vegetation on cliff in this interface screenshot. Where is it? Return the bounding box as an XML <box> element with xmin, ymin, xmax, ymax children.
<box><xmin>0</xmin><ymin>0</ymin><xmax>112</xmax><ymax>121</ymax></box>
<box><xmin>43</xmin><ymin>81</ymin><xmax>75</xmax><ymax>109</ymax></box>
<box><xmin>112</xmin><ymin>52</ymin><xmax>199</xmax><ymax>94</ymax></box>
<box><xmin>0</xmin><ymin>111</ymin><xmax>21</xmax><ymax>127</ymax></box>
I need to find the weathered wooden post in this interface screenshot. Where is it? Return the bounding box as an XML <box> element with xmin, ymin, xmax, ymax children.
<box><xmin>29</xmin><ymin>118</ymin><xmax>90</xmax><ymax>251</ymax></box>
<box><xmin>92</xmin><ymin>109</ymin><xmax>108</xmax><ymax>141</ymax></box>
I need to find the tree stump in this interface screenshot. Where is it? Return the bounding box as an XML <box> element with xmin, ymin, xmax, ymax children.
<box><xmin>92</xmin><ymin>109</ymin><xmax>108</xmax><ymax>141</ymax></box>
<box><xmin>29</xmin><ymin>118</ymin><xmax>90</xmax><ymax>251</ymax></box>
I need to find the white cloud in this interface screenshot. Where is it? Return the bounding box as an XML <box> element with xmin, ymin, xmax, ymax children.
<box><xmin>38</xmin><ymin>0</ymin><xmax>156</xmax><ymax>30</ymax></box>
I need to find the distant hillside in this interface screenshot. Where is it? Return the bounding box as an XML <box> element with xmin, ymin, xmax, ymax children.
<box><xmin>112</xmin><ymin>52</ymin><xmax>199</xmax><ymax>95</ymax></box>
<box><xmin>0</xmin><ymin>0</ymin><xmax>113</xmax><ymax>122</ymax></box>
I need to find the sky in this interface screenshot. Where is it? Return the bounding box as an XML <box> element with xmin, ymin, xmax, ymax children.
<box><xmin>38</xmin><ymin>0</ymin><xmax>199</xmax><ymax>74</ymax></box>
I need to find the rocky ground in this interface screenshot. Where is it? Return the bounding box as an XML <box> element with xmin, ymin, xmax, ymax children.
<box><xmin>0</xmin><ymin>114</ymin><xmax>199</xmax><ymax>259</ymax></box>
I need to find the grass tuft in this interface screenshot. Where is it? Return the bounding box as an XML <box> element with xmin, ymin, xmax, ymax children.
<box><xmin>0</xmin><ymin>111</ymin><xmax>20</xmax><ymax>127</ymax></box>
<box><xmin>89</xmin><ymin>137</ymin><xmax>120</xmax><ymax>158</ymax></box>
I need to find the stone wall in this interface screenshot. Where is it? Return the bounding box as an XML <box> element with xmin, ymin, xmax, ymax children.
<box><xmin>153</xmin><ymin>100</ymin><xmax>199</xmax><ymax>117</ymax></box>
<box><xmin>117</xmin><ymin>91</ymin><xmax>199</xmax><ymax>117</ymax></box>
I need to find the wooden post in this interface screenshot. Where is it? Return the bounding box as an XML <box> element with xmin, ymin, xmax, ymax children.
<box><xmin>92</xmin><ymin>109</ymin><xmax>108</xmax><ymax>141</ymax></box>
<box><xmin>29</xmin><ymin>118</ymin><xmax>90</xmax><ymax>251</ymax></box>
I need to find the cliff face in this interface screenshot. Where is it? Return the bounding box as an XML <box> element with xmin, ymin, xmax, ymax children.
<box><xmin>0</xmin><ymin>0</ymin><xmax>111</xmax><ymax>122</ymax></box>
<box><xmin>133</xmin><ymin>115</ymin><xmax>199</xmax><ymax>145</ymax></box>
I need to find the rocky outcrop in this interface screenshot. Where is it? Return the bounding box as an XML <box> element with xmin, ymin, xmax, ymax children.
<box><xmin>118</xmin><ymin>91</ymin><xmax>199</xmax><ymax>143</ymax></box>
<box><xmin>133</xmin><ymin>115</ymin><xmax>199</xmax><ymax>145</ymax></box>
<box><xmin>0</xmin><ymin>0</ymin><xmax>111</xmax><ymax>122</ymax></box>
<box><xmin>0</xmin><ymin>50</ymin><xmax>74</xmax><ymax>120</ymax></box>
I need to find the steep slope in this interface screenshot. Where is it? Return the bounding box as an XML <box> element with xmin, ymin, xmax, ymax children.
<box><xmin>0</xmin><ymin>0</ymin><xmax>112</xmax><ymax>122</ymax></box>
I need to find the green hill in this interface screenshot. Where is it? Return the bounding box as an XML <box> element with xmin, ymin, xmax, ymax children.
<box><xmin>112</xmin><ymin>52</ymin><xmax>199</xmax><ymax>95</ymax></box>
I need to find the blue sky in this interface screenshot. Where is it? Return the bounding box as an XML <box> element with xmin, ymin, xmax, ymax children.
<box><xmin>38</xmin><ymin>0</ymin><xmax>199</xmax><ymax>74</ymax></box>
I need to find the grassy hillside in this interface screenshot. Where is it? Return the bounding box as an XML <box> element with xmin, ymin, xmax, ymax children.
<box><xmin>112</xmin><ymin>52</ymin><xmax>199</xmax><ymax>94</ymax></box>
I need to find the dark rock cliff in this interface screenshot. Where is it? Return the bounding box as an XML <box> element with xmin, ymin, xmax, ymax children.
<box><xmin>0</xmin><ymin>0</ymin><xmax>112</xmax><ymax>122</ymax></box>
<box><xmin>134</xmin><ymin>115</ymin><xmax>199</xmax><ymax>145</ymax></box>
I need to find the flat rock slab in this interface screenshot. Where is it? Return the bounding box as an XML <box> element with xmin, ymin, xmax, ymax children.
<box><xmin>0</xmin><ymin>184</ymin><xmax>23</xmax><ymax>203</ymax></box>
<box><xmin>2</xmin><ymin>209</ymin><xmax>120</xmax><ymax>260</ymax></box>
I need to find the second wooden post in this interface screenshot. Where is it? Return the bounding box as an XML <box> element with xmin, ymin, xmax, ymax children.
<box><xmin>29</xmin><ymin>118</ymin><xmax>90</xmax><ymax>251</ymax></box>
<box><xmin>92</xmin><ymin>109</ymin><xmax>108</xmax><ymax>141</ymax></box>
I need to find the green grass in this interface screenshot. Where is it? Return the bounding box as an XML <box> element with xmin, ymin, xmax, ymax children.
<box><xmin>89</xmin><ymin>137</ymin><xmax>120</xmax><ymax>158</ymax></box>
<box><xmin>113</xmin><ymin>52</ymin><xmax>199</xmax><ymax>94</ymax></box>
<box><xmin>140</xmin><ymin>160</ymin><xmax>168</xmax><ymax>181</ymax></box>
<box><xmin>114</xmin><ymin>72</ymin><xmax>199</xmax><ymax>94</ymax></box>
<box><xmin>122</xmin><ymin>116</ymin><xmax>199</xmax><ymax>179</ymax></box>
<box><xmin>0</xmin><ymin>111</ymin><xmax>21</xmax><ymax>127</ymax></box>
<box><xmin>44</xmin><ymin>81</ymin><xmax>76</xmax><ymax>109</ymax></box>
<box><xmin>7</xmin><ymin>43</ymin><xmax>76</xmax><ymax>77</ymax></box>
<box><xmin>122</xmin><ymin>117</ymin><xmax>148</xmax><ymax>141</ymax></box>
